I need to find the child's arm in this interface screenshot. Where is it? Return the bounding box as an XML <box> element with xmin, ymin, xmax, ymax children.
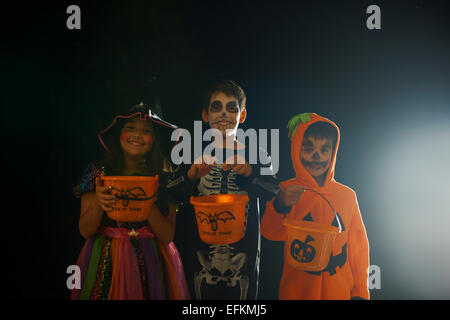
<box><xmin>274</xmin><ymin>185</ymin><xmax>305</xmax><ymax>212</ymax></box>
<box><xmin>347</xmin><ymin>195</ymin><xmax>370</xmax><ymax>300</ymax></box>
<box><xmin>231</xmin><ymin>151</ymin><xmax>280</xmax><ymax>202</ymax></box>
<box><xmin>166</xmin><ymin>158</ymin><xmax>215</xmax><ymax>205</ymax></box>
<box><xmin>78</xmin><ymin>177</ymin><xmax>114</xmax><ymax>239</ymax></box>
<box><xmin>261</xmin><ymin>183</ymin><xmax>304</xmax><ymax>240</ymax></box>
<box><xmin>150</xmin><ymin>165</ymin><xmax>183</xmax><ymax>243</ymax></box>
<box><xmin>147</xmin><ymin>201</ymin><xmax>176</xmax><ymax>244</ymax></box>
<box><xmin>79</xmin><ymin>192</ymin><xmax>104</xmax><ymax>239</ymax></box>
<box><xmin>260</xmin><ymin>197</ymin><xmax>287</xmax><ymax>241</ymax></box>
<box><xmin>165</xmin><ymin>164</ymin><xmax>195</xmax><ymax>205</ymax></box>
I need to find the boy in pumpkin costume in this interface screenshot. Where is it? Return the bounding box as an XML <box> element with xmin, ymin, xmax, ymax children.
<box><xmin>260</xmin><ymin>113</ymin><xmax>370</xmax><ymax>300</ymax></box>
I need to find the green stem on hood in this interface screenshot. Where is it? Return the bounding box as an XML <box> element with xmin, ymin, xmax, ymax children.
<box><xmin>287</xmin><ymin>113</ymin><xmax>311</xmax><ymax>140</ymax></box>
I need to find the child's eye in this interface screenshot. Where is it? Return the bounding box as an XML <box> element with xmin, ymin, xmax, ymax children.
<box><xmin>302</xmin><ymin>147</ymin><xmax>313</xmax><ymax>153</ymax></box>
<box><xmin>321</xmin><ymin>147</ymin><xmax>331</xmax><ymax>153</ymax></box>
<box><xmin>226</xmin><ymin>102</ymin><xmax>239</xmax><ymax>113</ymax></box>
<box><xmin>124</xmin><ymin>125</ymin><xmax>135</xmax><ymax>130</ymax></box>
<box><xmin>210</xmin><ymin>101</ymin><xmax>223</xmax><ymax>112</ymax></box>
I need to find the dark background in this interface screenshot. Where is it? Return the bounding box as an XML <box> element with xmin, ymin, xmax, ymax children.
<box><xmin>3</xmin><ymin>0</ymin><xmax>450</xmax><ymax>299</ymax></box>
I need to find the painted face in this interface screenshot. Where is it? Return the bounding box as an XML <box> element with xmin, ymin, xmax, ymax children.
<box><xmin>300</xmin><ymin>135</ymin><xmax>333</xmax><ymax>179</ymax></box>
<box><xmin>202</xmin><ymin>91</ymin><xmax>246</xmax><ymax>137</ymax></box>
<box><xmin>120</xmin><ymin>117</ymin><xmax>154</xmax><ymax>158</ymax></box>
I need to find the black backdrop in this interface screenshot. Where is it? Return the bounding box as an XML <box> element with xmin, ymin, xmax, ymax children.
<box><xmin>3</xmin><ymin>0</ymin><xmax>450</xmax><ymax>300</ymax></box>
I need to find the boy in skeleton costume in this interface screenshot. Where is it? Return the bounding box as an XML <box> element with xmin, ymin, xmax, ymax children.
<box><xmin>167</xmin><ymin>80</ymin><xmax>280</xmax><ymax>299</ymax></box>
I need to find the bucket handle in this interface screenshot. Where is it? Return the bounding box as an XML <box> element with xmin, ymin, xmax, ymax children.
<box><xmin>302</xmin><ymin>188</ymin><xmax>342</xmax><ymax>233</ymax></box>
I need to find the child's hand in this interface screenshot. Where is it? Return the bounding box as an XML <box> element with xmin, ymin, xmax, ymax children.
<box><xmin>95</xmin><ymin>177</ymin><xmax>116</xmax><ymax>212</ymax></box>
<box><xmin>223</xmin><ymin>155</ymin><xmax>252</xmax><ymax>177</ymax></box>
<box><xmin>187</xmin><ymin>156</ymin><xmax>216</xmax><ymax>181</ymax></box>
<box><xmin>278</xmin><ymin>185</ymin><xmax>305</xmax><ymax>207</ymax></box>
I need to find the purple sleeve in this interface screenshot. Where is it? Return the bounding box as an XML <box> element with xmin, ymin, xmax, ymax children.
<box><xmin>73</xmin><ymin>162</ymin><xmax>105</xmax><ymax>198</ymax></box>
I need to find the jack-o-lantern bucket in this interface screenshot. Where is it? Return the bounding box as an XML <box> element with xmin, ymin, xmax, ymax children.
<box><xmin>101</xmin><ymin>174</ymin><xmax>158</xmax><ymax>222</ymax></box>
<box><xmin>190</xmin><ymin>194</ymin><xmax>249</xmax><ymax>245</ymax></box>
<box><xmin>283</xmin><ymin>189</ymin><xmax>341</xmax><ymax>271</ymax></box>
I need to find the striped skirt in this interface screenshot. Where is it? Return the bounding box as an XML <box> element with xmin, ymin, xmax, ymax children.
<box><xmin>71</xmin><ymin>226</ymin><xmax>189</xmax><ymax>300</ymax></box>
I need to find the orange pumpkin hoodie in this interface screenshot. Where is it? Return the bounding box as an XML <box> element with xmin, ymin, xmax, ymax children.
<box><xmin>261</xmin><ymin>113</ymin><xmax>370</xmax><ymax>300</ymax></box>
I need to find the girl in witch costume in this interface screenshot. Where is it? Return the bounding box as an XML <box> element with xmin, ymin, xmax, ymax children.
<box><xmin>72</xmin><ymin>103</ymin><xmax>189</xmax><ymax>300</ymax></box>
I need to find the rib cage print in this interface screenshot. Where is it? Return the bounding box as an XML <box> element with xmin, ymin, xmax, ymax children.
<box><xmin>195</xmin><ymin>164</ymin><xmax>250</xmax><ymax>299</ymax></box>
<box><xmin>199</xmin><ymin>165</ymin><xmax>240</xmax><ymax>195</ymax></box>
<box><xmin>197</xmin><ymin>165</ymin><xmax>249</xmax><ymax>232</ymax></box>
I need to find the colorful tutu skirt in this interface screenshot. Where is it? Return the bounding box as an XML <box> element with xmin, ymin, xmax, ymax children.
<box><xmin>71</xmin><ymin>226</ymin><xmax>189</xmax><ymax>300</ymax></box>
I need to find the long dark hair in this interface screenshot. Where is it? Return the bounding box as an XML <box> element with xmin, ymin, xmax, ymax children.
<box><xmin>103</xmin><ymin>116</ymin><xmax>170</xmax><ymax>215</ymax></box>
<box><xmin>104</xmin><ymin>116</ymin><xmax>165</xmax><ymax>176</ymax></box>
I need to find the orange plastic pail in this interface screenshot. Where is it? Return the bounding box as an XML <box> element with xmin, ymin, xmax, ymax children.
<box><xmin>101</xmin><ymin>174</ymin><xmax>158</xmax><ymax>222</ymax></box>
<box><xmin>190</xmin><ymin>194</ymin><xmax>249</xmax><ymax>245</ymax></box>
<box><xmin>283</xmin><ymin>189</ymin><xmax>341</xmax><ymax>271</ymax></box>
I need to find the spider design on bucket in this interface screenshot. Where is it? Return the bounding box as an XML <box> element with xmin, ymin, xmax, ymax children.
<box><xmin>110</xmin><ymin>186</ymin><xmax>153</xmax><ymax>207</ymax></box>
<box><xmin>196</xmin><ymin>211</ymin><xmax>236</xmax><ymax>231</ymax></box>
<box><xmin>291</xmin><ymin>235</ymin><xmax>316</xmax><ymax>263</ymax></box>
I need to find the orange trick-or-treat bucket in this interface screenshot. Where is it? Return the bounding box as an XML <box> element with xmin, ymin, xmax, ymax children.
<box><xmin>190</xmin><ymin>194</ymin><xmax>249</xmax><ymax>245</ymax></box>
<box><xmin>101</xmin><ymin>174</ymin><xmax>159</xmax><ymax>222</ymax></box>
<box><xmin>283</xmin><ymin>189</ymin><xmax>342</xmax><ymax>271</ymax></box>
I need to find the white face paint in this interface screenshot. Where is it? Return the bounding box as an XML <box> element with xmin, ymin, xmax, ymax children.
<box><xmin>300</xmin><ymin>135</ymin><xmax>333</xmax><ymax>184</ymax></box>
<box><xmin>202</xmin><ymin>91</ymin><xmax>245</xmax><ymax>138</ymax></box>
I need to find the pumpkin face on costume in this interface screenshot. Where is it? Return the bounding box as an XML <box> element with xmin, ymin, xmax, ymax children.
<box><xmin>290</xmin><ymin>235</ymin><xmax>316</xmax><ymax>263</ymax></box>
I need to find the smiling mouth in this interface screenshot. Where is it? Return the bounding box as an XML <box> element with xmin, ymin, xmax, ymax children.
<box><xmin>127</xmin><ymin>138</ymin><xmax>145</xmax><ymax>146</ymax></box>
<box><xmin>214</xmin><ymin>119</ymin><xmax>233</xmax><ymax>125</ymax></box>
<box><xmin>302</xmin><ymin>159</ymin><xmax>328</xmax><ymax>170</ymax></box>
<box><xmin>308</xmin><ymin>163</ymin><xmax>324</xmax><ymax>170</ymax></box>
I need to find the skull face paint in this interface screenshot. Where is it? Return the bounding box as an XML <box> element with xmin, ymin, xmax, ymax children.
<box><xmin>300</xmin><ymin>136</ymin><xmax>333</xmax><ymax>184</ymax></box>
<box><xmin>202</xmin><ymin>91</ymin><xmax>245</xmax><ymax>137</ymax></box>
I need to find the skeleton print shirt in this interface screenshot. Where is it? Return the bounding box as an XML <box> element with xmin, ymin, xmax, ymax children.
<box><xmin>167</xmin><ymin>145</ymin><xmax>280</xmax><ymax>300</ymax></box>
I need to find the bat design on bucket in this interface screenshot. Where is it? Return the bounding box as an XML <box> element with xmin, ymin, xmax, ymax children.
<box><xmin>197</xmin><ymin>211</ymin><xmax>236</xmax><ymax>231</ymax></box>
<box><xmin>110</xmin><ymin>186</ymin><xmax>154</xmax><ymax>207</ymax></box>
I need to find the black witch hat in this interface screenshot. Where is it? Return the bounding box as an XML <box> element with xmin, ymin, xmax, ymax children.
<box><xmin>98</xmin><ymin>101</ymin><xmax>179</xmax><ymax>154</ymax></box>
